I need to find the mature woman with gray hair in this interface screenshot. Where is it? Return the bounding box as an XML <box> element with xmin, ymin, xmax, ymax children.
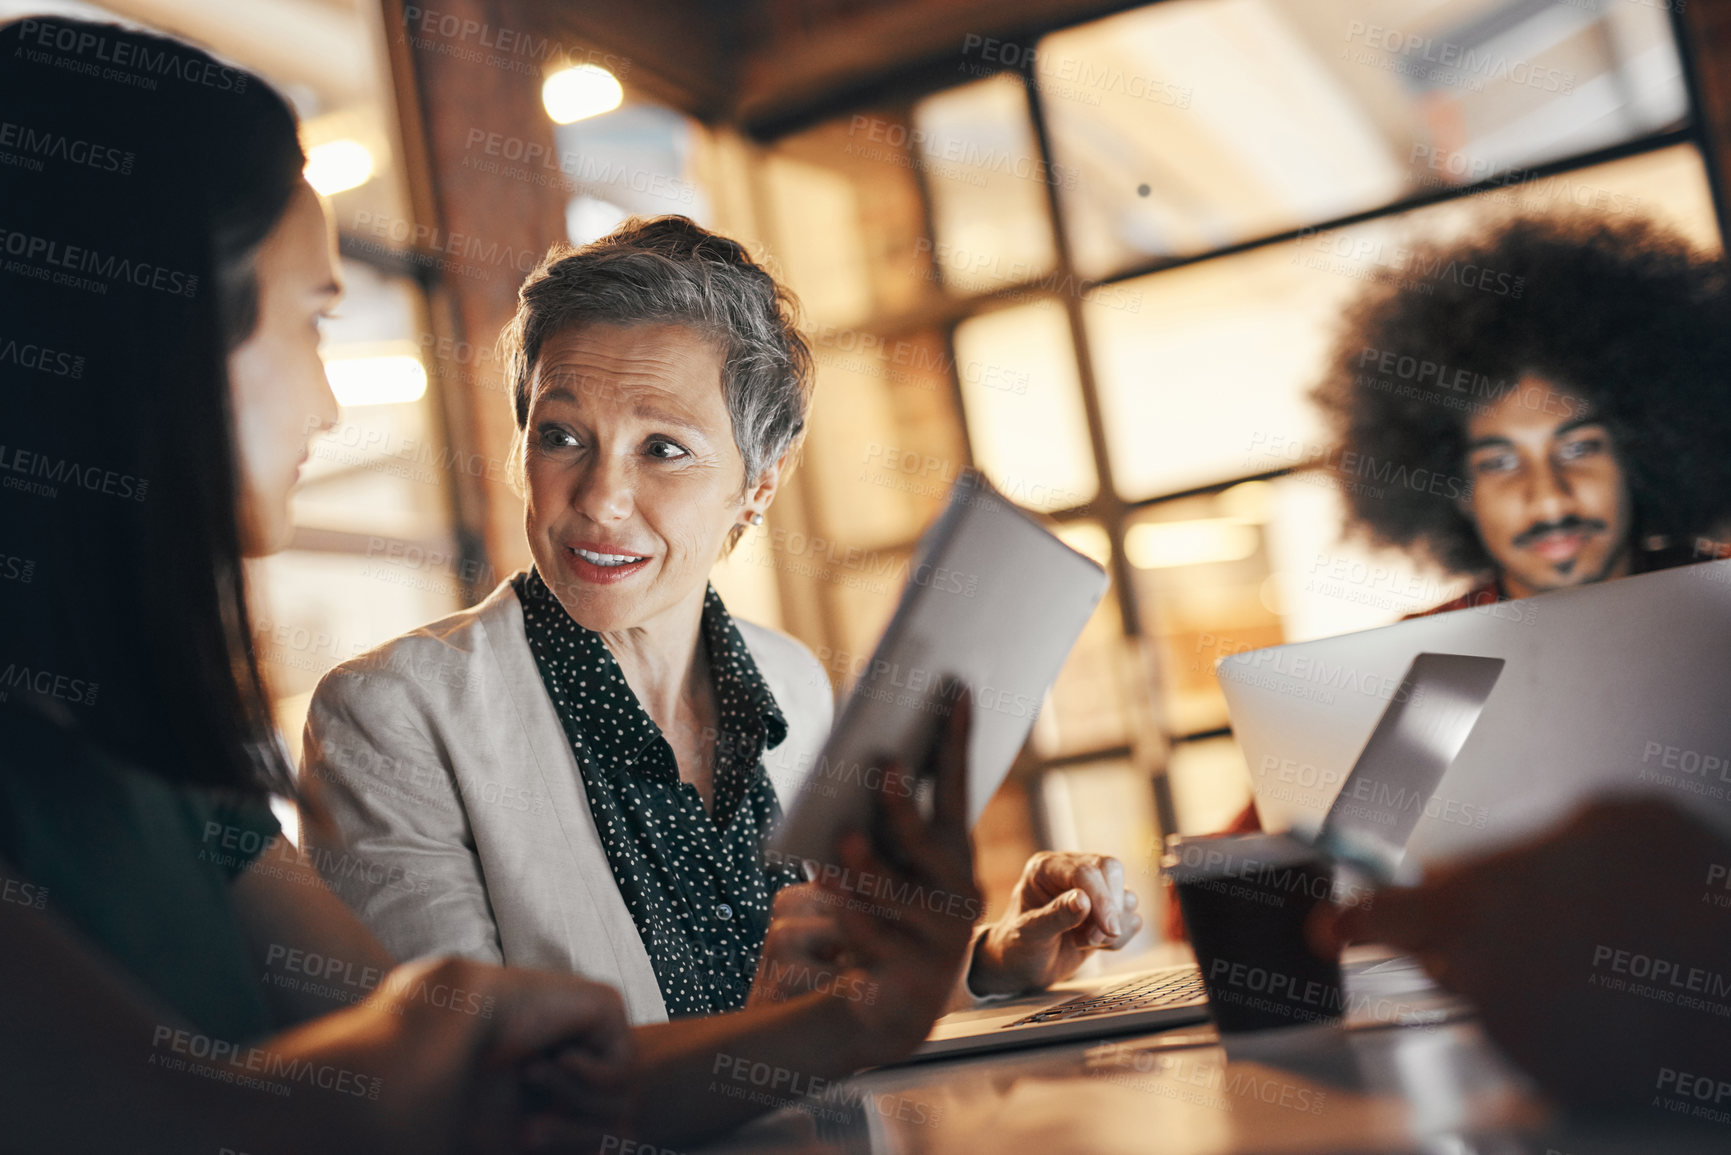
<box><xmin>303</xmin><ymin>215</ymin><xmax>1141</xmax><ymax>1028</ymax></box>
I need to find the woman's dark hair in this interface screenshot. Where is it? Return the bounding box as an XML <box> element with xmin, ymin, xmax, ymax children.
<box><xmin>0</xmin><ymin>17</ymin><xmax>304</xmax><ymax>794</ymax></box>
<box><xmin>1313</xmin><ymin>213</ymin><xmax>1731</xmax><ymax>575</ymax></box>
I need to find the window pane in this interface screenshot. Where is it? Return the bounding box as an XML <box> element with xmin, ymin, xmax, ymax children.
<box><xmin>296</xmin><ymin>261</ymin><xmax>451</xmax><ymax>541</ymax></box>
<box><xmin>761</xmin><ymin>153</ymin><xmax>876</xmax><ymax>326</ymax></box>
<box><xmin>1130</xmin><ymin>486</ymin><xmax>1283</xmax><ymax>735</ymax></box>
<box><xmin>912</xmin><ymin>73</ymin><xmax>1058</xmax><ymax>295</ymax></box>
<box><xmin>953</xmin><ymin>300</ymin><xmax>1098</xmax><ymax>512</ymax></box>
<box><xmin>805</xmin><ymin>330</ymin><xmax>965</xmax><ymax>549</ymax></box>
<box><xmin>823</xmin><ymin>546</ymin><xmax>913</xmax><ymax>691</ymax></box>
<box><xmin>556</xmin><ymin>104</ymin><xmax>712</xmax><ymax>243</ymax></box>
<box><xmin>1166</xmin><ymin>735</ymin><xmax>1253</xmax><ymax>836</ymax></box>
<box><xmin>1041</xmin><ymin>0</ymin><xmax>1689</xmax><ymax>279</ymax></box>
<box><xmin>758</xmin><ymin>114</ymin><xmax>937</xmax><ymax>326</ymax></box>
<box><xmin>1089</xmin><ymin>143</ymin><xmax>1720</xmax><ymax>502</ymax></box>
<box><xmin>1085</xmin><ymin>239</ymin><xmax>1342</xmax><ymax>500</ymax></box>
<box><xmin>1260</xmin><ymin>473</ymin><xmax>1470</xmax><ymax>641</ymax></box>
<box><xmin>1031</xmin><ymin>523</ymin><xmax>1134</xmax><ymax>757</ymax></box>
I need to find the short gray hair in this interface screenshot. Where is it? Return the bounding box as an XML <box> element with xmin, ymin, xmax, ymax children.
<box><xmin>501</xmin><ymin>216</ymin><xmax>813</xmax><ymax>500</ymax></box>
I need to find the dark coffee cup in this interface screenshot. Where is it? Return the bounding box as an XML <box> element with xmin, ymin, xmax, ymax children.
<box><xmin>1163</xmin><ymin>832</ymin><xmax>1344</xmax><ymax>1033</ymax></box>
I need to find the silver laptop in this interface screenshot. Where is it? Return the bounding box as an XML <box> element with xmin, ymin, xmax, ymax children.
<box><xmin>910</xmin><ymin>652</ymin><xmax>1502</xmax><ymax>1060</ymax></box>
<box><xmin>1221</xmin><ymin>558</ymin><xmax>1731</xmax><ymax>866</ymax></box>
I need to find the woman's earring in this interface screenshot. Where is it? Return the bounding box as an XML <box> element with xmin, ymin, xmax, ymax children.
<box><xmin>745</xmin><ymin>511</ymin><xmax>765</xmax><ymax>527</ymax></box>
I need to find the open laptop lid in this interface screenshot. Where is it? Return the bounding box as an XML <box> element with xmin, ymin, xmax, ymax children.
<box><xmin>1217</xmin><ymin>559</ymin><xmax>1731</xmax><ymax>868</ymax></box>
<box><xmin>1312</xmin><ymin>653</ymin><xmax>1503</xmax><ymax>881</ymax></box>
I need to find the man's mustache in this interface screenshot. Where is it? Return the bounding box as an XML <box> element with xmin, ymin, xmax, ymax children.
<box><xmin>1513</xmin><ymin>515</ymin><xmax>1607</xmax><ymax>549</ymax></box>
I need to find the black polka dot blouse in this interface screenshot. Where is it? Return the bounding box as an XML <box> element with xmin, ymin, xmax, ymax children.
<box><xmin>513</xmin><ymin>568</ymin><xmax>802</xmax><ymax>1017</ymax></box>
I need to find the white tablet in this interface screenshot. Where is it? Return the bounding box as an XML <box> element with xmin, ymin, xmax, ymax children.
<box><xmin>770</xmin><ymin>471</ymin><xmax>1109</xmax><ymax>866</ymax></box>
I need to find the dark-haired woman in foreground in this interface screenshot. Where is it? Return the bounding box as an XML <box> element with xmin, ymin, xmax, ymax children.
<box><xmin>0</xmin><ymin>17</ymin><xmax>974</xmax><ymax>1152</ymax></box>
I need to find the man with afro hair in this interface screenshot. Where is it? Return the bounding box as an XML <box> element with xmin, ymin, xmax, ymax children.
<box><xmin>1314</xmin><ymin>213</ymin><xmax>1731</xmax><ymax>612</ymax></box>
<box><xmin>1168</xmin><ymin>214</ymin><xmax>1731</xmax><ymax>938</ymax></box>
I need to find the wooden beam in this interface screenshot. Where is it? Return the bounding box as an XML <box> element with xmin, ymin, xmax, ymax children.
<box><xmin>534</xmin><ymin>0</ymin><xmax>735</xmax><ymax>120</ymax></box>
<box><xmin>379</xmin><ymin>0</ymin><xmax>571</xmax><ymax>587</ymax></box>
<box><xmin>735</xmin><ymin>0</ymin><xmax>1142</xmax><ymax>131</ymax></box>
<box><xmin>1678</xmin><ymin>0</ymin><xmax>1731</xmax><ymax>241</ymax></box>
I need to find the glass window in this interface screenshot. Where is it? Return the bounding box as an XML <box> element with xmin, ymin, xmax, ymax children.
<box><xmin>1031</xmin><ymin>523</ymin><xmax>1134</xmax><ymax>757</ymax></box>
<box><xmin>1040</xmin><ymin>0</ymin><xmax>1690</xmax><ymax>279</ymax></box>
<box><xmin>294</xmin><ymin>261</ymin><xmax>451</xmax><ymax>542</ymax></box>
<box><xmin>1083</xmin><ymin>239</ymin><xmax>1344</xmax><ymax>501</ymax></box>
<box><xmin>761</xmin><ymin>152</ymin><xmax>876</xmax><ymax>326</ymax></box>
<box><xmin>952</xmin><ymin>300</ymin><xmax>1098</xmax><ymax>512</ymax></box>
<box><xmin>805</xmin><ymin>331</ymin><xmax>963</xmax><ymax>550</ymax></box>
<box><xmin>1165</xmin><ymin>735</ymin><xmax>1253</xmax><ymax>835</ymax></box>
<box><xmin>824</xmin><ymin>546</ymin><xmax>914</xmax><ymax>690</ymax></box>
<box><xmin>1089</xmin><ymin>142</ymin><xmax>1721</xmax><ymax>503</ymax></box>
<box><xmin>758</xmin><ymin>114</ymin><xmax>937</xmax><ymax>325</ymax></box>
<box><xmin>1259</xmin><ymin>473</ymin><xmax>1470</xmax><ymax>641</ymax></box>
<box><xmin>912</xmin><ymin>73</ymin><xmax>1059</xmax><ymax>295</ymax></box>
<box><xmin>1130</xmin><ymin>486</ymin><xmax>1284</xmax><ymax>735</ymax></box>
<box><xmin>556</xmin><ymin>103</ymin><xmax>712</xmax><ymax>243</ymax></box>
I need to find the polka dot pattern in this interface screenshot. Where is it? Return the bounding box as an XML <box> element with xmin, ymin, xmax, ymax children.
<box><xmin>513</xmin><ymin>569</ymin><xmax>802</xmax><ymax>1017</ymax></box>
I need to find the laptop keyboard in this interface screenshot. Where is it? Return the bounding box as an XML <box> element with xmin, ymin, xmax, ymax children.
<box><xmin>1004</xmin><ymin>967</ymin><xmax>1207</xmax><ymax>1028</ymax></box>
